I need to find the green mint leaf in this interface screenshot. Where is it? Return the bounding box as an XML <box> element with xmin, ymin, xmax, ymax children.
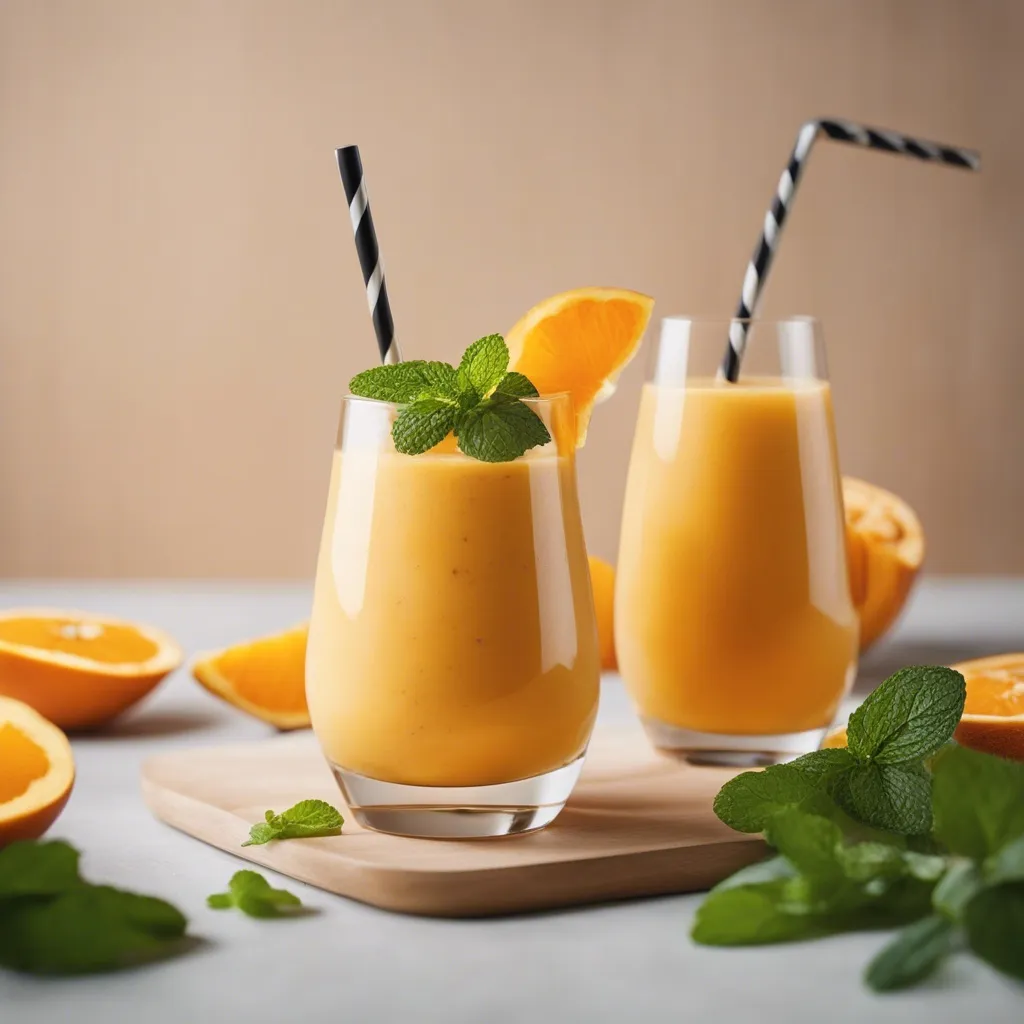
<box><xmin>833</xmin><ymin>761</ymin><xmax>932</xmax><ymax>835</ymax></box>
<box><xmin>963</xmin><ymin>882</ymin><xmax>1024</xmax><ymax>982</ymax></box>
<box><xmin>864</xmin><ymin>914</ymin><xmax>956</xmax><ymax>992</ymax></box>
<box><xmin>712</xmin><ymin>748</ymin><xmax>856</xmax><ymax>833</ymax></box>
<box><xmin>207</xmin><ymin>870</ymin><xmax>303</xmax><ymax>918</ymax></box>
<box><xmin>691</xmin><ymin>880</ymin><xmax>829</xmax><ymax>946</ymax></box>
<box><xmin>712</xmin><ymin>855</ymin><xmax>797</xmax><ymax>893</ymax></box>
<box><xmin>838</xmin><ymin>842</ymin><xmax>914</xmax><ymax>883</ymax></box>
<box><xmin>241</xmin><ymin>822</ymin><xmax>277</xmax><ymax>847</ymax></box>
<box><xmin>494</xmin><ymin>371</ymin><xmax>539</xmax><ymax>398</ymax></box>
<box><xmin>392</xmin><ymin>398</ymin><xmax>458</xmax><ymax>455</ymax></box>
<box><xmin>243</xmin><ymin>799</ymin><xmax>344</xmax><ymax>846</ymax></box>
<box><xmin>764</xmin><ymin>809</ymin><xmax>844</xmax><ymax>885</ymax></box>
<box><xmin>0</xmin><ymin>885</ymin><xmax>188</xmax><ymax>975</ymax></box>
<box><xmin>846</xmin><ymin>666</ymin><xmax>966</xmax><ymax>765</ymax></box>
<box><xmin>456</xmin><ymin>394</ymin><xmax>551</xmax><ymax>463</ymax></box>
<box><xmin>456</xmin><ymin>334</ymin><xmax>509</xmax><ymax>398</ymax></box>
<box><xmin>931</xmin><ymin>744</ymin><xmax>1024</xmax><ymax>860</ymax></box>
<box><xmin>932</xmin><ymin>860</ymin><xmax>983</xmax><ymax>918</ymax></box>
<box><xmin>0</xmin><ymin>840</ymin><xmax>82</xmax><ymax>898</ymax></box>
<box><xmin>350</xmin><ymin>361</ymin><xmax>459</xmax><ymax>403</ymax></box>
<box><xmin>985</xmin><ymin>834</ymin><xmax>1024</xmax><ymax>885</ymax></box>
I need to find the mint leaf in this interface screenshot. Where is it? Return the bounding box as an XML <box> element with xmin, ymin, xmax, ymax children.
<box><xmin>242</xmin><ymin>799</ymin><xmax>344</xmax><ymax>847</ymax></box>
<box><xmin>494</xmin><ymin>371</ymin><xmax>539</xmax><ymax>398</ymax></box>
<box><xmin>0</xmin><ymin>885</ymin><xmax>188</xmax><ymax>975</ymax></box>
<box><xmin>864</xmin><ymin>914</ymin><xmax>955</xmax><ymax>992</ymax></box>
<box><xmin>207</xmin><ymin>870</ymin><xmax>302</xmax><ymax>918</ymax></box>
<box><xmin>712</xmin><ymin>855</ymin><xmax>797</xmax><ymax>892</ymax></box>
<box><xmin>765</xmin><ymin>810</ymin><xmax>844</xmax><ymax>885</ymax></box>
<box><xmin>846</xmin><ymin>667</ymin><xmax>965</xmax><ymax>765</ymax></box>
<box><xmin>392</xmin><ymin>398</ymin><xmax>458</xmax><ymax>455</ymax></box>
<box><xmin>932</xmin><ymin>860</ymin><xmax>983</xmax><ymax>917</ymax></box>
<box><xmin>350</xmin><ymin>361</ymin><xmax>458</xmax><ymax>403</ymax></box>
<box><xmin>456</xmin><ymin>334</ymin><xmax>509</xmax><ymax>398</ymax></box>
<box><xmin>931</xmin><ymin>745</ymin><xmax>1024</xmax><ymax>859</ymax></box>
<box><xmin>713</xmin><ymin>749</ymin><xmax>856</xmax><ymax>833</ymax></box>
<box><xmin>963</xmin><ymin>882</ymin><xmax>1024</xmax><ymax>981</ymax></box>
<box><xmin>0</xmin><ymin>839</ymin><xmax>82</xmax><ymax>898</ymax></box>
<box><xmin>838</xmin><ymin>842</ymin><xmax>915</xmax><ymax>883</ymax></box>
<box><xmin>833</xmin><ymin>761</ymin><xmax>932</xmax><ymax>835</ymax></box>
<box><xmin>456</xmin><ymin>394</ymin><xmax>551</xmax><ymax>463</ymax></box>
<box><xmin>691</xmin><ymin>880</ymin><xmax>828</xmax><ymax>945</ymax></box>
<box><xmin>985</xmin><ymin>834</ymin><xmax>1024</xmax><ymax>885</ymax></box>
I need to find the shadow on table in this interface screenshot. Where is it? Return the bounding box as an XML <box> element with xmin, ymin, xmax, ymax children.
<box><xmin>90</xmin><ymin>706</ymin><xmax>225</xmax><ymax>740</ymax></box>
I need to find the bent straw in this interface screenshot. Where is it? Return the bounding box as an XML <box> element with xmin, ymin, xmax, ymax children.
<box><xmin>721</xmin><ymin>118</ymin><xmax>980</xmax><ymax>381</ymax></box>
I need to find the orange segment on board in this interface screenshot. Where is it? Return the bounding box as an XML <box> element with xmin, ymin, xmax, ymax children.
<box><xmin>588</xmin><ymin>556</ymin><xmax>617</xmax><ymax>671</ymax></box>
<box><xmin>0</xmin><ymin>696</ymin><xmax>75</xmax><ymax>845</ymax></box>
<box><xmin>0</xmin><ymin>609</ymin><xmax>182</xmax><ymax>731</ymax></box>
<box><xmin>843</xmin><ymin>478</ymin><xmax>925</xmax><ymax>651</ymax></box>
<box><xmin>193</xmin><ymin>625</ymin><xmax>310</xmax><ymax>730</ymax></box>
<box><xmin>506</xmin><ymin>287</ymin><xmax>654</xmax><ymax>446</ymax></box>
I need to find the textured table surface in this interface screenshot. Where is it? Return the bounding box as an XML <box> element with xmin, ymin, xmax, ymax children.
<box><xmin>1</xmin><ymin>578</ymin><xmax>1023</xmax><ymax>1023</ymax></box>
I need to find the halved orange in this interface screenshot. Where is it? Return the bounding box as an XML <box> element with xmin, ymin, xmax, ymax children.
<box><xmin>843</xmin><ymin>478</ymin><xmax>925</xmax><ymax>651</ymax></box>
<box><xmin>0</xmin><ymin>609</ymin><xmax>182</xmax><ymax>731</ymax></box>
<box><xmin>588</xmin><ymin>556</ymin><xmax>617</xmax><ymax>671</ymax></box>
<box><xmin>506</xmin><ymin>287</ymin><xmax>654</xmax><ymax>445</ymax></box>
<box><xmin>821</xmin><ymin>654</ymin><xmax>1024</xmax><ymax>762</ymax></box>
<box><xmin>192</xmin><ymin>625</ymin><xmax>309</xmax><ymax>730</ymax></box>
<box><xmin>0</xmin><ymin>696</ymin><xmax>74</xmax><ymax>845</ymax></box>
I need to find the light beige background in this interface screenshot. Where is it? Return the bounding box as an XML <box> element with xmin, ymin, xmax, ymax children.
<box><xmin>0</xmin><ymin>0</ymin><xmax>1020</xmax><ymax>578</ymax></box>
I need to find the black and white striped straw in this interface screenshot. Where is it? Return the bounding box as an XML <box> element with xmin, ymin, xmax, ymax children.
<box><xmin>720</xmin><ymin>118</ymin><xmax>980</xmax><ymax>382</ymax></box>
<box><xmin>335</xmin><ymin>145</ymin><xmax>401</xmax><ymax>365</ymax></box>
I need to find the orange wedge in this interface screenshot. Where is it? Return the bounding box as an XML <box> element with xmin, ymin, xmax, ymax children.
<box><xmin>822</xmin><ymin>654</ymin><xmax>1024</xmax><ymax>762</ymax></box>
<box><xmin>843</xmin><ymin>478</ymin><xmax>925</xmax><ymax>651</ymax></box>
<box><xmin>588</xmin><ymin>556</ymin><xmax>617</xmax><ymax>671</ymax></box>
<box><xmin>506</xmin><ymin>287</ymin><xmax>654</xmax><ymax>445</ymax></box>
<box><xmin>0</xmin><ymin>696</ymin><xmax>74</xmax><ymax>845</ymax></box>
<box><xmin>192</xmin><ymin>625</ymin><xmax>309</xmax><ymax>730</ymax></box>
<box><xmin>0</xmin><ymin>609</ymin><xmax>182</xmax><ymax>731</ymax></box>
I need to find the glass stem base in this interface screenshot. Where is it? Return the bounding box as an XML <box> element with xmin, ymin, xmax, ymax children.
<box><xmin>328</xmin><ymin>755</ymin><xmax>586</xmax><ymax>839</ymax></box>
<box><xmin>640</xmin><ymin>717</ymin><xmax>829</xmax><ymax>767</ymax></box>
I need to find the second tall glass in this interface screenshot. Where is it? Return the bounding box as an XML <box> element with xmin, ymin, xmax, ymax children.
<box><xmin>615</xmin><ymin>317</ymin><xmax>858</xmax><ymax>766</ymax></box>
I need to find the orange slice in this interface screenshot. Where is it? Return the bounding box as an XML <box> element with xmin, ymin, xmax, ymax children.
<box><xmin>192</xmin><ymin>625</ymin><xmax>309</xmax><ymax>730</ymax></box>
<box><xmin>506</xmin><ymin>287</ymin><xmax>654</xmax><ymax>445</ymax></box>
<box><xmin>588</xmin><ymin>556</ymin><xmax>617</xmax><ymax>671</ymax></box>
<box><xmin>0</xmin><ymin>696</ymin><xmax>75</xmax><ymax>845</ymax></box>
<box><xmin>843</xmin><ymin>478</ymin><xmax>925</xmax><ymax>651</ymax></box>
<box><xmin>0</xmin><ymin>609</ymin><xmax>182</xmax><ymax>731</ymax></box>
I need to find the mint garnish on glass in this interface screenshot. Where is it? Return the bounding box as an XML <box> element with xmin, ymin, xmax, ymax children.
<box><xmin>349</xmin><ymin>334</ymin><xmax>551</xmax><ymax>463</ymax></box>
<box><xmin>694</xmin><ymin>665</ymin><xmax>1024</xmax><ymax>992</ymax></box>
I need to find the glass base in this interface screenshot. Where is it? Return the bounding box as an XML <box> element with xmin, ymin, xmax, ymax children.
<box><xmin>328</xmin><ymin>754</ymin><xmax>586</xmax><ymax>839</ymax></box>
<box><xmin>641</xmin><ymin>717</ymin><xmax>829</xmax><ymax>767</ymax></box>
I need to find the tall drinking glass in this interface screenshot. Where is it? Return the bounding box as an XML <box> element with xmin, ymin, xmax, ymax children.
<box><xmin>615</xmin><ymin>317</ymin><xmax>857</xmax><ymax>766</ymax></box>
<box><xmin>306</xmin><ymin>393</ymin><xmax>600</xmax><ymax>838</ymax></box>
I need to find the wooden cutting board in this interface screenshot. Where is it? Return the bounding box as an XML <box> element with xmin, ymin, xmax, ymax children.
<box><xmin>141</xmin><ymin>723</ymin><xmax>765</xmax><ymax>917</ymax></box>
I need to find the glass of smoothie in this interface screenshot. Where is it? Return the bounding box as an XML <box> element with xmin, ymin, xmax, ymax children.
<box><xmin>306</xmin><ymin>391</ymin><xmax>600</xmax><ymax>838</ymax></box>
<box><xmin>615</xmin><ymin>316</ymin><xmax>858</xmax><ymax>766</ymax></box>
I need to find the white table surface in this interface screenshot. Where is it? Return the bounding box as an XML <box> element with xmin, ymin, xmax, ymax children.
<box><xmin>1</xmin><ymin>578</ymin><xmax>1022</xmax><ymax>1023</ymax></box>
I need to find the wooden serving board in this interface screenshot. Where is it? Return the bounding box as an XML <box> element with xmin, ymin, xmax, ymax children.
<box><xmin>141</xmin><ymin>724</ymin><xmax>765</xmax><ymax>917</ymax></box>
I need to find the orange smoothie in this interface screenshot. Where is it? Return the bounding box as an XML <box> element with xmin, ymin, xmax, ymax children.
<box><xmin>306</xmin><ymin>442</ymin><xmax>600</xmax><ymax>788</ymax></box>
<box><xmin>616</xmin><ymin>378</ymin><xmax>858</xmax><ymax>736</ymax></box>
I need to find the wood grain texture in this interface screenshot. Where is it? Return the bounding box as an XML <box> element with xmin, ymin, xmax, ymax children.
<box><xmin>141</xmin><ymin>724</ymin><xmax>765</xmax><ymax>917</ymax></box>
<box><xmin>1</xmin><ymin>0</ymin><xmax>1020</xmax><ymax>576</ymax></box>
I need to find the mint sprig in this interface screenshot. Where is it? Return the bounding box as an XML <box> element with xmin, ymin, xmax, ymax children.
<box><xmin>694</xmin><ymin>664</ymin><xmax>1024</xmax><ymax>993</ymax></box>
<box><xmin>349</xmin><ymin>334</ymin><xmax>551</xmax><ymax>463</ymax></box>
<box><xmin>242</xmin><ymin>799</ymin><xmax>344</xmax><ymax>846</ymax></box>
<box><xmin>207</xmin><ymin>870</ymin><xmax>303</xmax><ymax>918</ymax></box>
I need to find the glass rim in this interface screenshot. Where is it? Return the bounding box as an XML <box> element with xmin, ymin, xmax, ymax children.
<box><xmin>658</xmin><ymin>314</ymin><xmax>820</xmax><ymax>327</ymax></box>
<box><xmin>340</xmin><ymin>390</ymin><xmax>574</xmax><ymax>411</ymax></box>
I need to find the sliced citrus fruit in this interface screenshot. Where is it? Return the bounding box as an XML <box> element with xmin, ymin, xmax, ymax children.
<box><xmin>192</xmin><ymin>625</ymin><xmax>309</xmax><ymax>730</ymax></box>
<box><xmin>0</xmin><ymin>696</ymin><xmax>74</xmax><ymax>845</ymax></box>
<box><xmin>588</xmin><ymin>556</ymin><xmax>617</xmax><ymax>671</ymax></box>
<box><xmin>843</xmin><ymin>477</ymin><xmax>925</xmax><ymax>651</ymax></box>
<box><xmin>506</xmin><ymin>287</ymin><xmax>654</xmax><ymax>445</ymax></box>
<box><xmin>0</xmin><ymin>609</ymin><xmax>182</xmax><ymax>731</ymax></box>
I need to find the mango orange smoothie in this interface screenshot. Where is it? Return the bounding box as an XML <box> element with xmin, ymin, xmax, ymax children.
<box><xmin>616</xmin><ymin>377</ymin><xmax>858</xmax><ymax>743</ymax></box>
<box><xmin>306</xmin><ymin>404</ymin><xmax>600</xmax><ymax>790</ymax></box>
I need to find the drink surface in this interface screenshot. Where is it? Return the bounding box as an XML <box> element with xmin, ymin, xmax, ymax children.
<box><xmin>307</xmin><ymin>447</ymin><xmax>600</xmax><ymax>787</ymax></box>
<box><xmin>616</xmin><ymin>377</ymin><xmax>858</xmax><ymax>735</ymax></box>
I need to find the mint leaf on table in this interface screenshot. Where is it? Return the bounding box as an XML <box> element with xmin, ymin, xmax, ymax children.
<box><xmin>242</xmin><ymin>799</ymin><xmax>344</xmax><ymax>847</ymax></box>
<box><xmin>963</xmin><ymin>882</ymin><xmax>1024</xmax><ymax>982</ymax></box>
<box><xmin>846</xmin><ymin>666</ymin><xmax>965</xmax><ymax>764</ymax></box>
<box><xmin>832</xmin><ymin>761</ymin><xmax>933</xmax><ymax>836</ymax></box>
<box><xmin>456</xmin><ymin>333</ymin><xmax>509</xmax><ymax>399</ymax></box>
<box><xmin>691</xmin><ymin>880</ymin><xmax>830</xmax><ymax>946</ymax></box>
<box><xmin>865</xmin><ymin>914</ymin><xmax>956</xmax><ymax>992</ymax></box>
<box><xmin>931</xmin><ymin>744</ymin><xmax>1024</xmax><ymax>859</ymax></box>
<box><xmin>932</xmin><ymin>860</ymin><xmax>984</xmax><ymax>917</ymax></box>
<box><xmin>392</xmin><ymin>398</ymin><xmax>459</xmax><ymax>455</ymax></box>
<box><xmin>207</xmin><ymin>870</ymin><xmax>302</xmax><ymax>918</ymax></box>
<box><xmin>0</xmin><ymin>839</ymin><xmax>82</xmax><ymax>898</ymax></box>
<box><xmin>456</xmin><ymin>394</ymin><xmax>551</xmax><ymax>463</ymax></box>
<box><xmin>494</xmin><ymin>371</ymin><xmax>539</xmax><ymax>398</ymax></box>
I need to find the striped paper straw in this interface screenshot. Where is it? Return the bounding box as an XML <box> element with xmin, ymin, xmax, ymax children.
<box><xmin>720</xmin><ymin>118</ymin><xmax>980</xmax><ymax>382</ymax></box>
<box><xmin>335</xmin><ymin>146</ymin><xmax>402</xmax><ymax>365</ymax></box>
